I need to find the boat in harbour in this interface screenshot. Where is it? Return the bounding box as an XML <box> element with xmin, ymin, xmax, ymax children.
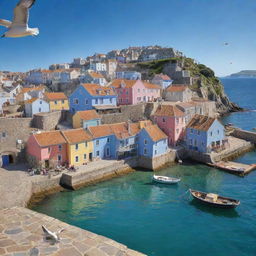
<box><xmin>189</xmin><ymin>189</ymin><xmax>240</xmax><ymax>208</ymax></box>
<box><xmin>152</xmin><ymin>175</ymin><xmax>180</xmax><ymax>184</ymax></box>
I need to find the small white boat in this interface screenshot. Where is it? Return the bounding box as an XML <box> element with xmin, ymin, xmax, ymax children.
<box><xmin>152</xmin><ymin>175</ymin><xmax>180</xmax><ymax>184</ymax></box>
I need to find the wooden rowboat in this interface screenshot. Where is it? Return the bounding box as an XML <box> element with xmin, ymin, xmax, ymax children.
<box><xmin>152</xmin><ymin>175</ymin><xmax>180</xmax><ymax>184</ymax></box>
<box><xmin>189</xmin><ymin>189</ymin><xmax>240</xmax><ymax>208</ymax></box>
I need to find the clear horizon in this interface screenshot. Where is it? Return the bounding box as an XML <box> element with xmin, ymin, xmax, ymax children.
<box><xmin>0</xmin><ymin>0</ymin><xmax>255</xmax><ymax>76</ymax></box>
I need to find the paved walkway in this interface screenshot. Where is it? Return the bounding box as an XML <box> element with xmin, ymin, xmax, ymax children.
<box><xmin>0</xmin><ymin>207</ymin><xmax>145</xmax><ymax>256</ymax></box>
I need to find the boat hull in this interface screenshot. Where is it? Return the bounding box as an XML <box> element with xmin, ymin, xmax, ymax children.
<box><xmin>152</xmin><ymin>176</ymin><xmax>180</xmax><ymax>184</ymax></box>
<box><xmin>190</xmin><ymin>189</ymin><xmax>240</xmax><ymax>209</ymax></box>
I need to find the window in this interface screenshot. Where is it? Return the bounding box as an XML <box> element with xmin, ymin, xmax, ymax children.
<box><xmin>126</xmin><ymin>139</ymin><xmax>129</xmax><ymax>145</ymax></box>
<box><xmin>96</xmin><ymin>140</ymin><xmax>99</xmax><ymax>146</ymax></box>
<box><xmin>106</xmin><ymin>147</ymin><xmax>110</xmax><ymax>156</ymax></box>
<box><xmin>75</xmin><ymin>144</ymin><xmax>79</xmax><ymax>150</ymax></box>
<box><xmin>62</xmin><ymin>100</ymin><xmax>65</xmax><ymax>104</ymax></box>
<box><xmin>39</xmin><ymin>108</ymin><xmax>41</xmax><ymax>112</ymax></box>
<box><xmin>144</xmin><ymin>139</ymin><xmax>148</xmax><ymax>145</ymax></box>
<box><xmin>144</xmin><ymin>148</ymin><xmax>147</xmax><ymax>155</ymax></box>
<box><xmin>190</xmin><ymin>129</ymin><xmax>193</xmax><ymax>134</ymax></box>
<box><xmin>48</xmin><ymin>147</ymin><xmax>51</xmax><ymax>153</ymax></box>
<box><xmin>126</xmin><ymin>91</ymin><xmax>128</xmax><ymax>95</ymax></box>
<box><xmin>138</xmin><ymin>89</ymin><xmax>140</xmax><ymax>93</ymax></box>
<box><xmin>58</xmin><ymin>145</ymin><xmax>62</xmax><ymax>151</ymax></box>
<box><xmin>194</xmin><ymin>139</ymin><xmax>197</xmax><ymax>146</ymax></box>
<box><xmin>85</xmin><ymin>142</ymin><xmax>88</xmax><ymax>147</ymax></box>
<box><xmin>143</xmin><ymin>89</ymin><xmax>145</xmax><ymax>93</ymax></box>
<box><xmin>100</xmin><ymin>98</ymin><xmax>103</xmax><ymax>104</ymax></box>
<box><xmin>75</xmin><ymin>156</ymin><xmax>79</xmax><ymax>162</ymax></box>
<box><xmin>217</xmin><ymin>130</ymin><xmax>220</xmax><ymax>134</ymax></box>
<box><xmin>107</xmin><ymin>138</ymin><xmax>110</xmax><ymax>143</ymax></box>
<box><xmin>155</xmin><ymin>150</ymin><xmax>157</xmax><ymax>155</ymax></box>
<box><xmin>95</xmin><ymin>99</ymin><xmax>98</xmax><ymax>104</ymax></box>
<box><xmin>96</xmin><ymin>151</ymin><xmax>100</xmax><ymax>156</ymax></box>
<box><xmin>40</xmin><ymin>101</ymin><xmax>42</xmax><ymax>104</ymax></box>
<box><xmin>85</xmin><ymin>99</ymin><xmax>88</xmax><ymax>105</ymax></box>
<box><xmin>164</xmin><ymin>139</ymin><xmax>166</xmax><ymax>144</ymax></box>
<box><xmin>58</xmin><ymin>155</ymin><xmax>62</xmax><ymax>161</ymax></box>
<box><xmin>110</xmin><ymin>98</ymin><xmax>112</xmax><ymax>103</ymax></box>
<box><xmin>176</xmin><ymin>118</ymin><xmax>179</xmax><ymax>124</ymax></box>
<box><xmin>74</xmin><ymin>98</ymin><xmax>79</xmax><ymax>104</ymax></box>
<box><xmin>54</xmin><ymin>101</ymin><xmax>58</xmax><ymax>105</ymax></box>
<box><xmin>163</xmin><ymin>118</ymin><xmax>166</xmax><ymax>122</ymax></box>
<box><xmin>197</xmin><ymin>130</ymin><xmax>200</xmax><ymax>135</ymax></box>
<box><xmin>84</xmin><ymin>154</ymin><xmax>86</xmax><ymax>160</ymax></box>
<box><xmin>189</xmin><ymin>139</ymin><xmax>192</xmax><ymax>145</ymax></box>
<box><xmin>210</xmin><ymin>132</ymin><xmax>213</xmax><ymax>136</ymax></box>
<box><xmin>96</xmin><ymin>120</ymin><xmax>100</xmax><ymax>126</ymax></box>
<box><xmin>126</xmin><ymin>99</ymin><xmax>128</xmax><ymax>103</ymax></box>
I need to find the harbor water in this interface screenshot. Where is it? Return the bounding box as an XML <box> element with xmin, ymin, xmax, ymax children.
<box><xmin>33</xmin><ymin>78</ymin><xmax>256</xmax><ymax>256</ymax></box>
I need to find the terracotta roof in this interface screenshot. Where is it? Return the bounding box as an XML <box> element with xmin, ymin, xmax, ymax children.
<box><xmin>44</xmin><ymin>92</ymin><xmax>67</xmax><ymax>101</ymax></box>
<box><xmin>154</xmin><ymin>73</ymin><xmax>171</xmax><ymax>80</ymax></box>
<box><xmin>143</xmin><ymin>82</ymin><xmax>161</xmax><ymax>89</ymax></box>
<box><xmin>144</xmin><ymin>125</ymin><xmax>167</xmax><ymax>142</ymax></box>
<box><xmin>21</xmin><ymin>86</ymin><xmax>45</xmax><ymax>93</ymax></box>
<box><xmin>153</xmin><ymin>105</ymin><xmax>185</xmax><ymax>117</ymax></box>
<box><xmin>89</xmin><ymin>72</ymin><xmax>104</xmax><ymax>79</ymax></box>
<box><xmin>24</xmin><ymin>98</ymin><xmax>39</xmax><ymax>104</ymax></box>
<box><xmin>88</xmin><ymin>124</ymin><xmax>114</xmax><ymax>138</ymax></box>
<box><xmin>82</xmin><ymin>83</ymin><xmax>116</xmax><ymax>96</ymax></box>
<box><xmin>34</xmin><ymin>131</ymin><xmax>66</xmax><ymax>147</ymax></box>
<box><xmin>76</xmin><ymin>110</ymin><xmax>100</xmax><ymax>121</ymax></box>
<box><xmin>186</xmin><ymin>114</ymin><xmax>216</xmax><ymax>131</ymax></box>
<box><xmin>166</xmin><ymin>85</ymin><xmax>188</xmax><ymax>92</ymax></box>
<box><xmin>62</xmin><ymin>129</ymin><xmax>92</xmax><ymax>144</ymax></box>
<box><xmin>110</xmin><ymin>79</ymin><xmax>137</xmax><ymax>89</ymax></box>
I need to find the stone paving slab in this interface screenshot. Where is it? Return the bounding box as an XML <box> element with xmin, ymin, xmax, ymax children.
<box><xmin>0</xmin><ymin>207</ymin><xmax>146</xmax><ymax>256</ymax></box>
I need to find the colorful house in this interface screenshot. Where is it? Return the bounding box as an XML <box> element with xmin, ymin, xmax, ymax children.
<box><xmin>80</xmin><ymin>71</ymin><xmax>107</xmax><ymax>86</ymax></box>
<box><xmin>152</xmin><ymin>73</ymin><xmax>173</xmax><ymax>89</ymax></box>
<box><xmin>138</xmin><ymin>125</ymin><xmax>168</xmax><ymax>158</ymax></box>
<box><xmin>110</xmin><ymin>79</ymin><xmax>161</xmax><ymax>105</ymax></box>
<box><xmin>44</xmin><ymin>92</ymin><xmax>69</xmax><ymax>111</ymax></box>
<box><xmin>62</xmin><ymin>129</ymin><xmax>93</xmax><ymax>166</ymax></box>
<box><xmin>24</xmin><ymin>98</ymin><xmax>50</xmax><ymax>117</ymax></box>
<box><xmin>16</xmin><ymin>86</ymin><xmax>45</xmax><ymax>103</ymax></box>
<box><xmin>164</xmin><ymin>84</ymin><xmax>192</xmax><ymax>102</ymax></box>
<box><xmin>185</xmin><ymin>114</ymin><xmax>227</xmax><ymax>153</ymax></box>
<box><xmin>152</xmin><ymin>104</ymin><xmax>186</xmax><ymax>146</ymax></box>
<box><xmin>69</xmin><ymin>83</ymin><xmax>117</xmax><ymax>113</ymax></box>
<box><xmin>88</xmin><ymin>124</ymin><xmax>116</xmax><ymax>159</ymax></box>
<box><xmin>72</xmin><ymin>109</ymin><xmax>101</xmax><ymax>129</ymax></box>
<box><xmin>109</xmin><ymin>122</ymin><xmax>140</xmax><ymax>159</ymax></box>
<box><xmin>26</xmin><ymin>131</ymin><xmax>67</xmax><ymax>167</ymax></box>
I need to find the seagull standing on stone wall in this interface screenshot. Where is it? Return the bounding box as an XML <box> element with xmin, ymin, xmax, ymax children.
<box><xmin>0</xmin><ymin>0</ymin><xmax>39</xmax><ymax>38</ymax></box>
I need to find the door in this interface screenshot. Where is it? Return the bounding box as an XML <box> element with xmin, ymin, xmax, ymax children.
<box><xmin>2</xmin><ymin>155</ymin><xmax>9</xmax><ymax>167</ymax></box>
<box><xmin>89</xmin><ymin>153</ymin><xmax>93</xmax><ymax>161</ymax></box>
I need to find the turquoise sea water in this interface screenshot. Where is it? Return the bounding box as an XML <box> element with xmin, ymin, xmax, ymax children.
<box><xmin>33</xmin><ymin>79</ymin><xmax>256</xmax><ymax>256</ymax></box>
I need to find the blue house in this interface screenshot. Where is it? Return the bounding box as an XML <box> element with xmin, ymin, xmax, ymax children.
<box><xmin>186</xmin><ymin>114</ymin><xmax>226</xmax><ymax>153</ymax></box>
<box><xmin>138</xmin><ymin>125</ymin><xmax>168</xmax><ymax>158</ymax></box>
<box><xmin>24</xmin><ymin>98</ymin><xmax>50</xmax><ymax>117</ymax></box>
<box><xmin>88</xmin><ymin>125</ymin><xmax>116</xmax><ymax>159</ymax></box>
<box><xmin>69</xmin><ymin>83</ymin><xmax>117</xmax><ymax>113</ymax></box>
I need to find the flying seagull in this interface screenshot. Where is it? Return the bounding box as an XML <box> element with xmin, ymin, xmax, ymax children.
<box><xmin>0</xmin><ymin>0</ymin><xmax>39</xmax><ymax>38</ymax></box>
<box><xmin>42</xmin><ymin>225</ymin><xmax>65</xmax><ymax>243</ymax></box>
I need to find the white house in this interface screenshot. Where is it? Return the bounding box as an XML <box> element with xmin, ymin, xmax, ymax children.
<box><xmin>89</xmin><ymin>62</ymin><xmax>107</xmax><ymax>73</ymax></box>
<box><xmin>24</xmin><ymin>98</ymin><xmax>50</xmax><ymax>117</ymax></box>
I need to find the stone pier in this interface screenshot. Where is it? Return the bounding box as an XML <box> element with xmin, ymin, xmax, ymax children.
<box><xmin>0</xmin><ymin>207</ymin><xmax>146</xmax><ymax>256</ymax></box>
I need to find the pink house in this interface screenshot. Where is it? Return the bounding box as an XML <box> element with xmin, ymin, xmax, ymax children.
<box><xmin>26</xmin><ymin>131</ymin><xmax>67</xmax><ymax>167</ymax></box>
<box><xmin>152</xmin><ymin>104</ymin><xmax>186</xmax><ymax>146</ymax></box>
<box><xmin>110</xmin><ymin>79</ymin><xmax>161</xmax><ymax>105</ymax></box>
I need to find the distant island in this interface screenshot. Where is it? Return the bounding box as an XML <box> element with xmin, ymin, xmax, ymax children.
<box><xmin>226</xmin><ymin>70</ymin><xmax>256</xmax><ymax>78</ymax></box>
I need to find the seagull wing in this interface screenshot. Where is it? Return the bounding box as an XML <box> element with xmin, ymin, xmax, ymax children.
<box><xmin>42</xmin><ymin>225</ymin><xmax>58</xmax><ymax>240</ymax></box>
<box><xmin>11</xmin><ymin>0</ymin><xmax>36</xmax><ymax>27</ymax></box>
<box><xmin>0</xmin><ymin>19</ymin><xmax>12</xmax><ymax>28</ymax></box>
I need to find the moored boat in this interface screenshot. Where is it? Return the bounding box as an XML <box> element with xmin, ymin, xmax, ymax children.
<box><xmin>152</xmin><ymin>175</ymin><xmax>180</xmax><ymax>184</ymax></box>
<box><xmin>189</xmin><ymin>189</ymin><xmax>240</xmax><ymax>208</ymax></box>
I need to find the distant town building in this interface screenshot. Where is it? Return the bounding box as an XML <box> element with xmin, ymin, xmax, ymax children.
<box><xmin>24</xmin><ymin>98</ymin><xmax>50</xmax><ymax>117</ymax></box>
<box><xmin>79</xmin><ymin>71</ymin><xmax>107</xmax><ymax>86</ymax></box>
<box><xmin>152</xmin><ymin>73</ymin><xmax>173</xmax><ymax>89</ymax></box>
<box><xmin>72</xmin><ymin>110</ymin><xmax>101</xmax><ymax>129</ymax></box>
<box><xmin>16</xmin><ymin>86</ymin><xmax>45</xmax><ymax>103</ymax></box>
<box><xmin>115</xmin><ymin>71</ymin><xmax>141</xmax><ymax>80</ymax></box>
<box><xmin>164</xmin><ymin>84</ymin><xmax>192</xmax><ymax>102</ymax></box>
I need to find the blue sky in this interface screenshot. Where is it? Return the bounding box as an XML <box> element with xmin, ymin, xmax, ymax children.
<box><xmin>0</xmin><ymin>0</ymin><xmax>255</xmax><ymax>76</ymax></box>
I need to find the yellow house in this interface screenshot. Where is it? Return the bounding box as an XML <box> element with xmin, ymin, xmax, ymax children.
<box><xmin>72</xmin><ymin>109</ymin><xmax>101</xmax><ymax>129</ymax></box>
<box><xmin>44</xmin><ymin>92</ymin><xmax>69</xmax><ymax>111</ymax></box>
<box><xmin>61</xmin><ymin>129</ymin><xmax>93</xmax><ymax>166</ymax></box>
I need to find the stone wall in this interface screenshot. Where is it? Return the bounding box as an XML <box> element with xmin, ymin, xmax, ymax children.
<box><xmin>231</xmin><ymin>129</ymin><xmax>256</xmax><ymax>144</ymax></box>
<box><xmin>138</xmin><ymin>150</ymin><xmax>176</xmax><ymax>170</ymax></box>
<box><xmin>32</xmin><ymin>111</ymin><xmax>64</xmax><ymax>130</ymax></box>
<box><xmin>101</xmin><ymin>104</ymin><xmax>146</xmax><ymax>124</ymax></box>
<box><xmin>0</xmin><ymin>117</ymin><xmax>33</xmax><ymax>154</ymax></box>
